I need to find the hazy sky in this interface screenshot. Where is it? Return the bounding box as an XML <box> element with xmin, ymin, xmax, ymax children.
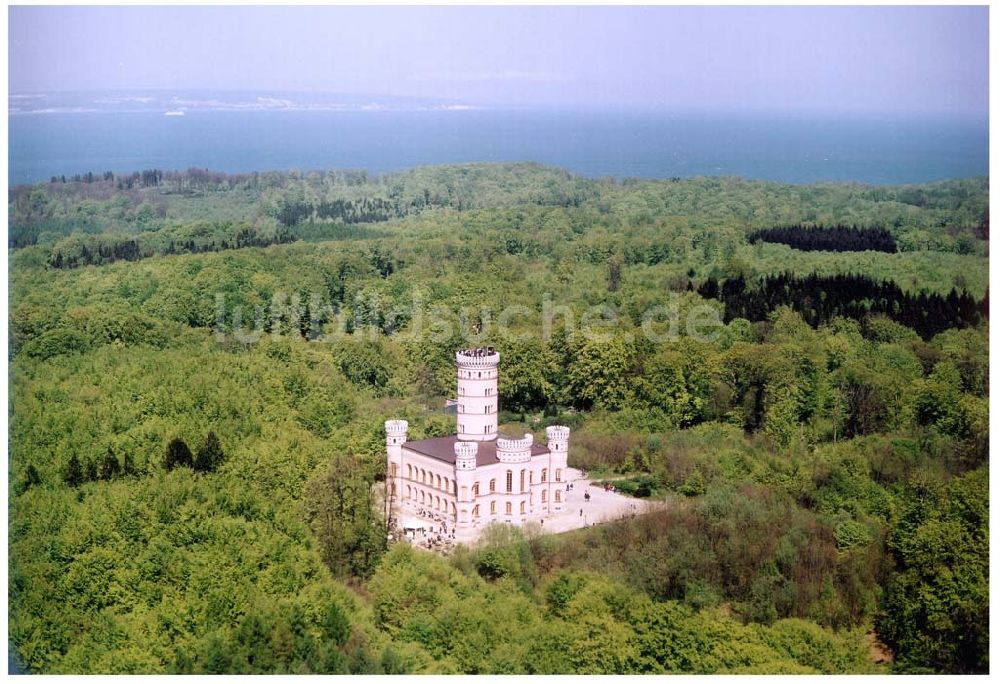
<box><xmin>9</xmin><ymin>5</ymin><xmax>989</xmax><ymax>117</ymax></box>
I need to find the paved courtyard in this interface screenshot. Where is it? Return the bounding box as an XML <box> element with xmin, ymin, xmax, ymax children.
<box><xmin>398</xmin><ymin>467</ymin><xmax>663</xmax><ymax>552</ymax></box>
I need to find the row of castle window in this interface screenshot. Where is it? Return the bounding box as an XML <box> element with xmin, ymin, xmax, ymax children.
<box><xmin>473</xmin><ymin>501</ymin><xmax>523</xmax><ymax>517</ymax></box>
<box><xmin>402</xmin><ymin>465</ymin><xmax>562</xmax><ymax>495</ymax></box>
<box><xmin>471</xmin><ymin>490</ymin><xmax>561</xmax><ymax>516</ymax></box>
<box><xmin>474</xmin><ymin>468</ymin><xmax>562</xmax><ymax>494</ymax></box>
<box><xmin>457</xmin><ymin>404</ymin><xmax>494</xmax><ymax>413</ymax></box>
<box><xmin>403</xmin><ymin>487</ymin><xmax>561</xmax><ymax>518</ymax></box>
<box><xmin>458</xmin><ymin>387</ymin><xmax>494</xmax><ymax>396</ymax></box>
<box><xmin>404</xmin><ymin>486</ymin><xmax>458</xmax><ymax>514</ymax></box>
<box><xmin>459</xmin><ymin>424</ymin><xmax>495</xmax><ymax>435</ymax></box>
<box><xmin>405</xmin><ymin>465</ymin><xmax>458</xmax><ymax>495</ymax></box>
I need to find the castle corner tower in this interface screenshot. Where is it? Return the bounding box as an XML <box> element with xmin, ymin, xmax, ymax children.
<box><xmin>384</xmin><ymin>419</ymin><xmax>408</xmax><ymax>503</ymax></box>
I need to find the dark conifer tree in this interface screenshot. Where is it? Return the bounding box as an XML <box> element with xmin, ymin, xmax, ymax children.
<box><xmin>99</xmin><ymin>448</ymin><xmax>121</xmax><ymax>480</ymax></box>
<box><xmin>22</xmin><ymin>464</ymin><xmax>42</xmax><ymax>492</ymax></box>
<box><xmin>64</xmin><ymin>454</ymin><xmax>84</xmax><ymax>488</ymax></box>
<box><xmin>194</xmin><ymin>431</ymin><xmax>224</xmax><ymax>473</ymax></box>
<box><xmin>123</xmin><ymin>452</ymin><xmax>137</xmax><ymax>477</ymax></box>
<box><xmin>165</xmin><ymin>438</ymin><xmax>194</xmax><ymax>470</ymax></box>
<box><xmin>697</xmin><ymin>277</ymin><xmax>720</xmax><ymax>299</ymax></box>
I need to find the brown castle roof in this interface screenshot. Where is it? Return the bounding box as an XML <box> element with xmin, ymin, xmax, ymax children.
<box><xmin>403</xmin><ymin>434</ymin><xmax>549</xmax><ymax>468</ymax></box>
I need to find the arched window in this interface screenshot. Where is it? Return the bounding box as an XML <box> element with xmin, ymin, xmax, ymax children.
<box><xmin>420</xmin><ymin>491</ymin><xmax>426</xmax><ymax>504</ymax></box>
<box><xmin>472</xmin><ymin>505</ymin><xmax>480</xmax><ymax>518</ymax></box>
<box><xmin>489</xmin><ymin>479</ymin><xmax>496</xmax><ymax>493</ymax></box>
<box><xmin>555</xmin><ymin>468</ymin><xmax>562</xmax><ymax>482</ymax></box>
<box><xmin>491</xmin><ymin>501</ymin><xmax>496</xmax><ymax>514</ymax></box>
<box><xmin>541</xmin><ymin>468</ymin><xmax>547</xmax><ymax>483</ymax></box>
<box><xmin>541</xmin><ymin>489</ymin><xmax>547</xmax><ymax>503</ymax></box>
<box><xmin>555</xmin><ymin>490</ymin><xmax>561</xmax><ymax>503</ymax></box>
<box><xmin>420</xmin><ymin>468</ymin><xmax>426</xmax><ymax>483</ymax></box>
<box><xmin>520</xmin><ymin>501</ymin><xmax>526</xmax><ymax>515</ymax></box>
<box><xmin>453</xmin><ymin>481</ymin><xmax>457</xmax><ymax>495</ymax></box>
<box><xmin>529</xmin><ymin>471</ymin><xmax>534</xmax><ymax>485</ymax></box>
<box><xmin>451</xmin><ymin>502</ymin><xmax>456</xmax><ymax>516</ymax></box>
<box><xmin>506</xmin><ymin>470</ymin><xmax>513</xmax><ymax>492</ymax></box>
<box><xmin>505</xmin><ymin>502</ymin><xmax>512</xmax><ymax>515</ymax></box>
<box><xmin>473</xmin><ymin>482</ymin><xmax>480</xmax><ymax>496</ymax></box>
<box><xmin>407</xmin><ymin>464</ymin><xmax>412</xmax><ymax>479</ymax></box>
<box><xmin>406</xmin><ymin>485</ymin><xmax>411</xmax><ymax>499</ymax></box>
<box><xmin>520</xmin><ymin>469</ymin><xmax>526</xmax><ymax>492</ymax></box>
<box><xmin>444</xmin><ymin>477</ymin><xmax>450</xmax><ymax>493</ymax></box>
<box><xmin>435</xmin><ymin>495</ymin><xmax>440</xmax><ymax>510</ymax></box>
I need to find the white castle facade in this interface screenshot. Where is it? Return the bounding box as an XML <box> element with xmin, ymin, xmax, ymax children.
<box><xmin>386</xmin><ymin>347</ymin><xmax>570</xmax><ymax>532</ymax></box>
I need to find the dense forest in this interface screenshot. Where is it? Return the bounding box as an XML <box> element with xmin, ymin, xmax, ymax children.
<box><xmin>8</xmin><ymin>163</ymin><xmax>989</xmax><ymax>674</ymax></box>
<box><xmin>747</xmin><ymin>224</ymin><xmax>899</xmax><ymax>253</ymax></box>
<box><xmin>700</xmin><ymin>272</ymin><xmax>984</xmax><ymax>340</ymax></box>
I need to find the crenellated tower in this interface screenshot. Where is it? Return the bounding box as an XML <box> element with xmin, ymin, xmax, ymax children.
<box><xmin>497</xmin><ymin>433</ymin><xmax>533</xmax><ymax>463</ymax></box>
<box><xmin>385</xmin><ymin>419</ymin><xmax>409</xmax><ymax>504</ymax></box>
<box><xmin>546</xmin><ymin>425</ymin><xmax>570</xmax><ymax>512</ymax></box>
<box><xmin>454</xmin><ymin>441</ymin><xmax>478</xmax><ymax>529</ymax></box>
<box><xmin>455</xmin><ymin>347</ymin><xmax>499</xmax><ymax>441</ymax></box>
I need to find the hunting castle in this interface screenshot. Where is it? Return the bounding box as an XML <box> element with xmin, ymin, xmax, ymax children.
<box><xmin>385</xmin><ymin>347</ymin><xmax>570</xmax><ymax>531</ymax></box>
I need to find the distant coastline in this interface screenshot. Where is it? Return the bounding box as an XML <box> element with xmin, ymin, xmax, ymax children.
<box><xmin>8</xmin><ymin>105</ymin><xmax>988</xmax><ymax>187</ymax></box>
<box><xmin>7</xmin><ymin>90</ymin><xmax>480</xmax><ymax>116</ymax></box>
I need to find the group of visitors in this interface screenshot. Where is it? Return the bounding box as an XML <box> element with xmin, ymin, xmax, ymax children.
<box><xmin>418</xmin><ymin>531</ymin><xmax>455</xmax><ymax>551</ymax></box>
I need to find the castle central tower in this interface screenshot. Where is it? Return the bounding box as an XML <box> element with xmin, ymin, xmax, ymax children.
<box><xmin>455</xmin><ymin>347</ymin><xmax>499</xmax><ymax>441</ymax></box>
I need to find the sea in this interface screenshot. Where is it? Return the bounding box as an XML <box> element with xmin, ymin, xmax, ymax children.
<box><xmin>7</xmin><ymin>109</ymin><xmax>989</xmax><ymax>187</ymax></box>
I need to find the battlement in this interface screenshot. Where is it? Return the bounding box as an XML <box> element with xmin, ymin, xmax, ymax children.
<box><xmin>497</xmin><ymin>432</ymin><xmax>534</xmax><ymax>453</ymax></box>
<box><xmin>454</xmin><ymin>441</ymin><xmax>479</xmax><ymax>459</ymax></box>
<box><xmin>545</xmin><ymin>425</ymin><xmax>570</xmax><ymax>444</ymax></box>
<box><xmin>385</xmin><ymin>419</ymin><xmax>409</xmax><ymax>435</ymax></box>
<box><xmin>456</xmin><ymin>347</ymin><xmax>500</xmax><ymax>369</ymax></box>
